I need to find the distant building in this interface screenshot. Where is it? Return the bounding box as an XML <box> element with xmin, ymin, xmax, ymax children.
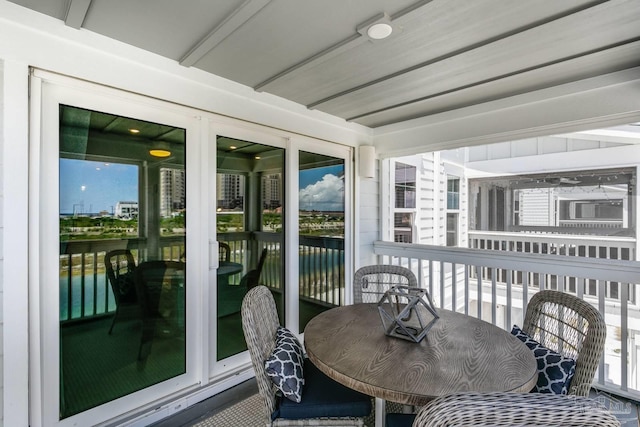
<box><xmin>262</xmin><ymin>173</ymin><xmax>282</xmax><ymax>210</ymax></box>
<box><xmin>160</xmin><ymin>168</ymin><xmax>186</xmax><ymax>217</ymax></box>
<box><xmin>115</xmin><ymin>201</ymin><xmax>138</xmax><ymax>219</ymax></box>
<box><xmin>217</xmin><ymin>173</ymin><xmax>244</xmax><ymax>210</ymax></box>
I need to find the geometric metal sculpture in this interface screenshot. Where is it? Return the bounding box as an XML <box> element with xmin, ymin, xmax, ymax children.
<box><xmin>378</xmin><ymin>285</ymin><xmax>439</xmax><ymax>343</ymax></box>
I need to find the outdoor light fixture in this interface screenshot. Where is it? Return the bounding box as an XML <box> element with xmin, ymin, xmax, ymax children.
<box><xmin>149</xmin><ymin>149</ymin><xmax>171</xmax><ymax>158</ymax></box>
<box><xmin>149</xmin><ymin>141</ymin><xmax>171</xmax><ymax>158</ymax></box>
<box><xmin>358</xmin><ymin>12</ymin><xmax>394</xmax><ymax>41</ymax></box>
<box><xmin>359</xmin><ymin>145</ymin><xmax>376</xmax><ymax>178</ymax></box>
<box><xmin>367</xmin><ymin>22</ymin><xmax>392</xmax><ymax>40</ymax></box>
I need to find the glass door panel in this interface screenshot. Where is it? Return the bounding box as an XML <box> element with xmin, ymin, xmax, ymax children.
<box><xmin>216</xmin><ymin>136</ymin><xmax>284</xmax><ymax>360</ymax></box>
<box><xmin>58</xmin><ymin>105</ymin><xmax>186</xmax><ymax>418</ymax></box>
<box><xmin>298</xmin><ymin>151</ymin><xmax>345</xmax><ymax>332</ymax></box>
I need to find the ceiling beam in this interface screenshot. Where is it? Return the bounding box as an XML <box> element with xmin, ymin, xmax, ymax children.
<box><xmin>64</xmin><ymin>0</ymin><xmax>91</xmax><ymax>29</ymax></box>
<box><xmin>254</xmin><ymin>0</ymin><xmax>435</xmax><ymax>93</ymax></box>
<box><xmin>180</xmin><ymin>0</ymin><xmax>271</xmax><ymax>67</ymax></box>
<box><xmin>254</xmin><ymin>34</ymin><xmax>367</xmax><ymax>92</ymax></box>
<box><xmin>346</xmin><ymin>37</ymin><xmax>640</xmax><ymax>125</ymax></box>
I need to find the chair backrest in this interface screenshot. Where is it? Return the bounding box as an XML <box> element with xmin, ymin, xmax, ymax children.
<box><xmin>240</xmin><ymin>247</ymin><xmax>268</xmax><ymax>289</ymax></box>
<box><xmin>412</xmin><ymin>391</ymin><xmax>621</xmax><ymax>427</ymax></box>
<box><xmin>105</xmin><ymin>249</ymin><xmax>137</xmax><ymax>304</ymax></box>
<box><xmin>218</xmin><ymin>241</ymin><xmax>231</xmax><ymax>263</ymax></box>
<box><xmin>135</xmin><ymin>260</ymin><xmax>186</xmax><ymax>318</ymax></box>
<box><xmin>353</xmin><ymin>265</ymin><xmax>418</xmax><ymax>304</ymax></box>
<box><xmin>523</xmin><ymin>290</ymin><xmax>606</xmax><ymax>397</ymax></box>
<box><xmin>241</xmin><ymin>285</ymin><xmax>280</xmax><ymax>423</ymax></box>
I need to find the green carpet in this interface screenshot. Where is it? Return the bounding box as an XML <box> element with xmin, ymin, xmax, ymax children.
<box><xmin>61</xmin><ymin>317</ymin><xmax>185</xmax><ymax>418</ymax></box>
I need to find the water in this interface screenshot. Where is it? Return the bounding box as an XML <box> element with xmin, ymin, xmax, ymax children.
<box><xmin>59</xmin><ymin>274</ymin><xmax>114</xmax><ymax>321</ymax></box>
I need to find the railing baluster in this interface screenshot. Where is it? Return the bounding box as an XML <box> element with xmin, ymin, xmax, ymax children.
<box><xmin>491</xmin><ymin>267</ymin><xmax>496</xmax><ymax>325</ymax></box>
<box><xmin>428</xmin><ymin>260</ymin><xmax>434</xmax><ymax>298</ymax></box>
<box><xmin>440</xmin><ymin>261</ymin><xmax>445</xmax><ymax>309</ymax></box>
<box><xmin>476</xmin><ymin>265</ymin><xmax>482</xmax><ymax>320</ymax></box>
<box><xmin>452</xmin><ymin>263</ymin><xmax>457</xmax><ymax>312</ymax></box>
<box><xmin>522</xmin><ymin>270</ymin><xmax>528</xmax><ymax>317</ymax></box>
<box><xmin>598</xmin><ymin>278</ymin><xmax>606</xmax><ymax>386</ymax></box>
<box><xmin>464</xmin><ymin>264</ymin><xmax>469</xmax><ymax>316</ymax></box>
<box><xmin>66</xmin><ymin>254</ymin><xmax>72</xmax><ymax>321</ymax></box>
<box><xmin>621</xmin><ymin>282</ymin><xmax>629</xmax><ymax>391</ymax></box>
<box><xmin>506</xmin><ymin>268</ymin><xmax>512</xmax><ymax>328</ymax></box>
<box><xmin>93</xmin><ymin>251</ymin><xmax>98</xmax><ymax>315</ymax></box>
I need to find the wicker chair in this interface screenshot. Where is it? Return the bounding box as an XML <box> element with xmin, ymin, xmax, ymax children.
<box><xmin>218</xmin><ymin>241</ymin><xmax>231</xmax><ymax>263</ymax></box>
<box><xmin>105</xmin><ymin>249</ymin><xmax>139</xmax><ymax>334</ymax></box>
<box><xmin>135</xmin><ymin>260</ymin><xmax>186</xmax><ymax>367</ymax></box>
<box><xmin>241</xmin><ymin>285</ymin><xmax>371</xmax><ymax>426</ymax></box>
<box><xmin>353</xmin><ymin>265</ymin><xmax>418</xmax><ymax>304</ymax></box>
<box><xmin>523</xmin><ymin>289</ymin><xmax>606</xmax><ymax>397</ymax></box>
<box><xmin>386</xmin><ymin>289</ymin><xmax>608</xmax><ymax>425</ymax></box>
<box><xmin>407</xmin><ymin>392</ymin><xmax>621</xmax><ymax>427</ymax></box>
<box><xmin>240</xmin><ymin>247</ymin><xmax>268</xmax><ymax>290</ymax></box>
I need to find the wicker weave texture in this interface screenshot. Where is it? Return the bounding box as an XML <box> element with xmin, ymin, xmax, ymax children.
<box><xmin>412</xmin><ymin>392</ymin><xmax>621</xmax><ymax>427</ymax></box>
<box><xmin>523</xmin><ymin>290</ymin><xmax>606</xmax><ymax>397</ymax></box>
<box><xmin>353</xmin><ymin>265</ymin><xmax>418</xmax><ymax>304</ymax></box>
<box><xmin>241</xmin><ymin>286</ymin><xmax>364</xmax><ymax>426</ymax></box>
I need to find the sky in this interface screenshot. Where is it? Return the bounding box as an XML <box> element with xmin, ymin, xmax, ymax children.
<box><xmin>299</xmin><ymin>165</ymin><xmax>345</xmax><ymax>211</ymax></box>
<box><xmin>59</xmin><ymin>159</ymin><xmax>138</xmax><ymax>214</ymax></box>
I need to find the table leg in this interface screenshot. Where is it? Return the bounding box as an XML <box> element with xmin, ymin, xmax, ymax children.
<box><xmin>375</xmin><ymin>397</ymin><xmax>386</xmax><ymax>427</ymax></box>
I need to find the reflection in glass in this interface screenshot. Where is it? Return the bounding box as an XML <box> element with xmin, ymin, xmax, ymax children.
<box><xmin>58</xmin><ymin>105</ymin><xmax>186</xmax><ymax>418</ymax></box>
<box><xmin>298</xmin><ymin>152</ymin><xmax>345</xmax><ymax>332</ymax></box>
<box><xmin>216</xmin><ymin>136</ymin><xmax>284</xmax><ymax>360</ymax></box>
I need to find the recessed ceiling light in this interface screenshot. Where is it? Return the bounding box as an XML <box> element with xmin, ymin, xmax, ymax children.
<box><xmin>230</xmin><ymin>145</ymin><xmax>237</xmax><ymax>150</ymax></box>
<box><xmin>367</xmin><ymin>22</ymin><xmax>392</xmax><ymax>40</ymax></box>
<box><xmin>255</xmin><ymin>156</ymin><xmax>261</xmax><ymax>160</ymax></box>
<box><xmin>129</xmin><ymin>128</ymin><xmax>140</xmax><ymax>134</ymax></box>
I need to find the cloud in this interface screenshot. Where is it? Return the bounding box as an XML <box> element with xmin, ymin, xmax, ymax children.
<box><xmin>299</xmin><ymin>174</ymin><xmax>344</xmax><ymax>211</ymax></box>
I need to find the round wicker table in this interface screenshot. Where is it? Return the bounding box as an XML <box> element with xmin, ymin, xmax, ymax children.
<box><xmin>304</xmin><ymin>303</ymin><xmax>537</xmax><ymax>426</ymax></box>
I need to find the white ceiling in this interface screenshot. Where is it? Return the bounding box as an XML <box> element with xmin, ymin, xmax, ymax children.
<box><xmin>7</xmin><ymin>0</ymin><xmax>640</xmax><ymax>128</ymax></box>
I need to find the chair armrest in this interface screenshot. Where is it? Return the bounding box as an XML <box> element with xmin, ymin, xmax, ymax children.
<box><xmin>413</xmin><ymin>392</ymin><xmax>621</xmax><ymax>427</ymax></box>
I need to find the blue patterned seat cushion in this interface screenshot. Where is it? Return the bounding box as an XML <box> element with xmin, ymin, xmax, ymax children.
<box><xmin>511</xmin><ymin>325</ymin><xmax>577</xmax><ymax>394</ymax></box>
<box><xmin>274</xmin><ymin>358</ymin><xmax>372</xmax><ymax>420</ymax></box>
<box><xmin>265</xmin><ymin>327</ymin><xmax>305</xmax><ymax>403</ymax></box>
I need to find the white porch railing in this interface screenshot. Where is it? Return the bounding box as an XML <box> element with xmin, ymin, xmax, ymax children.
<box><xmin>373</xmin><ymin>240</ymin><xmax>640</xmax><ymax>400</ymax></box>
<box><xmin>469</xmin><ymin>231</ymin><xmax>636</xmax><ymax>260</ymax></box>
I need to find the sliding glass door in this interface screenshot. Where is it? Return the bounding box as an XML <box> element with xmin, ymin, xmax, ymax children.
<box><xmin>32</xmin><ymin>72</ymin><xmax>353</xmax><ymax>426</ymax></box>
<box><xmin>298</xmin><ymin>151</ymin><xmax>347</xmax><ymax>332</ymax></box>
<box><xmin>215</xmin><ymin>136</ymin><xmax>285</xmax><ymax>361</ymax></box>
<box><xmin>33</xmin><ymin>75</ymin><xmax>200</xmax><ymax>427</ymax></box>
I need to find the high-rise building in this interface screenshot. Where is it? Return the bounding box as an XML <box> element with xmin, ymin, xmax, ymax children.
<box><xmin>262</xmin><ymin>173</ymin><xmax>282</xmax><ymax>210</ymax></box>
<box><xmin>216</xmin><ymin>173</ymin><xmax>244</xmax><ymax>210</ymax></box>
<box><xmin>160</xmin><ymin>168</ymin><xmax>186</xmax><ymax>217</ymax></box>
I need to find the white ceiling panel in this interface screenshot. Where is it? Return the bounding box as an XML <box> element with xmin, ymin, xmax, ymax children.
<box><xmin>6</xmin><ymin>0</ymin><xmax>640</xmax><ymax>128</ymax></box>
<box><xmin>82</xmin><ymin>0</ymin><xmax>247</xmax><ymax>60</ymax></box>
<box><xmin>263</xmin><ymin>0</ymin><xmax>597</xmax><ymax>105</ymax></box>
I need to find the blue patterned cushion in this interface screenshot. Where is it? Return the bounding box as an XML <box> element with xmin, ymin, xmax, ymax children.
<box><xmin>265</xmin><ymin>327</ymin><xmax>305</xmax><ymax>403</ymax></box>
<box><xmin>275</xmin><ymin>359</ymin><xmax>372</xmax><ymax>420</ymax></box>
<box><xmin>511</xmin><ymin>325</ymin><xmax>577</xmax><ymax>394</ymax></box>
